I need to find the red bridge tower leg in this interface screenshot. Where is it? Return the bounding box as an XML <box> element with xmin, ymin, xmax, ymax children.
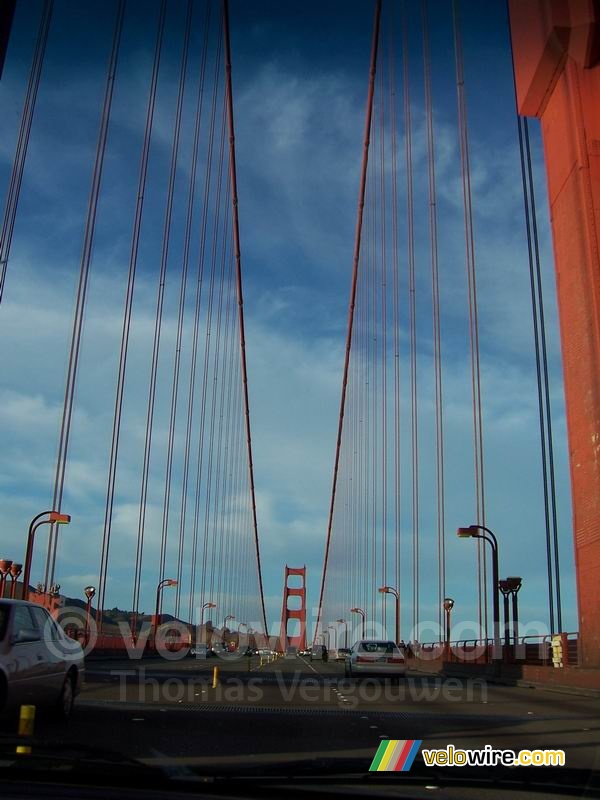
<box><xmin>509</xmin><ymin>0</ymin><xmax>600</xmax><ymax>668</ymax></box>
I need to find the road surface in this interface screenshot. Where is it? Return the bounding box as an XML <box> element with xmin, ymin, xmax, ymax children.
<box><xmin>1</xmin><ymin>654</ymin><xmax>598</xmax><ymax>796</ymax></box>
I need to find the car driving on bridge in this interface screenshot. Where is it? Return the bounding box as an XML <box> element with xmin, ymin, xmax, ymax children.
<box><xmin>344</xmin><ymin>639</ymin><xmax>405</xmax><ymax>682</ymax></box>
<box><xmin>0</xmin><ymin>599</ymin><xmax>85</xmax><ymax>718</ymax></box>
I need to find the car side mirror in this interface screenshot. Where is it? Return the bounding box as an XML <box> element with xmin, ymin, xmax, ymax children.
<box><xmin>11</xmin><ymin>627</ymin><xmax>39</xmax><ymax>644</ymax></box>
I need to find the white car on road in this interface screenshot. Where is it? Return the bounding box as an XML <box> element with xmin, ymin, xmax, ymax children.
<box><xmin>344</xmin><ymin>639</ymin><xmax>405</xmax><ymax>682</ymax></box>
<box><xmin>0</xmin><ymin>599</ymin><xmax>85</xmax><ymax>718</ymax></box>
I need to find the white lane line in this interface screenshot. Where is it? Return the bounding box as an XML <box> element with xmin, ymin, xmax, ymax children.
<box><xmin>304</xmin><ymin>660</ymin><xmax>320</xmax><ymax>675</ymax></box>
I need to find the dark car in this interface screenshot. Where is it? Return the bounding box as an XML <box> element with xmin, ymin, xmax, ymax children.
<box><xmin>310</xmin><ymin>644</ymin><xmax>327</xmax><ymax>661</ymax></box>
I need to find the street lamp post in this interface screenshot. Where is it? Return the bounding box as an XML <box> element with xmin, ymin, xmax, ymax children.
<box><xmin>237</xmin><ymin>621</ymin><xmax>247</xmax><ymax>634</ymax></box>
<box><xmin>9</xmin><ymin>563</ymin><xmax>22</xmax><ymax>599</ymax></box>
<box><xmin>84</xmin><ymin>586</ymin><xmax>96</xmax><ymax>644</ymax></box>
<box><xmin>223</xmin><ymin>614</ymin><xmax>235</xmax><ymax>630</ymax></box>
<box><xmin>498</xmin><ymin>580</ymin><xmax>512</xmax><ymax>650</ymax></box>
<box><xmin>200</xmin><ymin>601</ymin><xmax>216</xmax><ymax>629</ymax></box>
<box><xmin>327</xmin><ymin>624</ymin><xmax>337</xmax><ymax>651</ymax></box>
<box><xmin>336</xmin><ymin>618</ymin><xmax>348</xmax><ymax>649</ymax></box>
<box><xmin>506</xmin><ymin>576</ymin><xmax>522</xmax><ymax>645</ymax></box>
<box><xmin>154</xmin><ymin>579</ymin><xmax>178</xmax><ymax>642</ymax></box>
<box><xmin>378</xmin><ymin>586</ymin><xmax>400</xmax><ymax>644</ymax></box>
<box><xmin>457</xmin><ymin>525</ymin><xmax>501</xmax><ymax>648</ymax></box>
<box><xmin>200</xmin><ymin>601</ymin><xmax>216</xmax><ymax>627</ymax></box>
<box><xmin>199</xmin><ymin>601</ymin><xmax>216</xmax><ymax>647</ymax></box>
<box><xmin>23</xmin><ymin>511</ymin><xmax>71</xmax><ymax>601</ymax></box>
<box><xmin>0</xmin><ymin>560</ymin><xmax>12</xmax><ymax>598</ymax></box>
<box><xmin>350</xmin><ymin>606</ymin><xmax>366</xmax><ymax>639</ymax></box>
<box><xmin>443</xmin><ymin>598</ymin><xmax>454</xmax><ymax>654</ymax></box>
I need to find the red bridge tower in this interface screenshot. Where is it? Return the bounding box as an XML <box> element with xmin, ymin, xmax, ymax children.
<box><xmin>278</xmin><ymin>565</ymin><xmax>307</xmax><ymax>652</ymax></box>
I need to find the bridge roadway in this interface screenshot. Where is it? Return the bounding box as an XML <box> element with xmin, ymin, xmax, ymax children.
<box><xmin>2</xmin><ymin>654</ymin><xmax>599</xmax><ymax>794</ymax></box>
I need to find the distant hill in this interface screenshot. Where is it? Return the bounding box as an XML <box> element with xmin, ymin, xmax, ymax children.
<box><xmin>61</xmin><ymin>597</ymin><xmax>193</xmax><ymax>633</ymax></box>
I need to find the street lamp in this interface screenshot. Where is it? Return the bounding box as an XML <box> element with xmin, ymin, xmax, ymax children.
<box><xmin>506</xmin><ymin>576</ymin><xmax>522</xmax><ymax>644</ymax></box>
<box><xmin>457</xmin><ymin>525</ymin><xmax>500</xmax><ymax>647</ymax></box>
<box><xmin>23</xmin><ymin>511</ymin><xmax>71</xmax><ymax>602</ymax></box>
<box><xmin>154</xmin><ymin>579</ymin><xmax>177</xmax><ymax>641</ymax></box>
<box><xmin>0</xmin><ymin>560</ymin><xmax>12</xmax><ymax>598</ymax></box>
<box><xmin>350</xmin><ymin>606</ymin><xmax>366</xmax><ymax>639</ymax></box>
<box><xmin>200</xmin><ymin>601</ymin><xmax>216</xmax><ymax>628</ymax></box>
<box><xmin>327</xmin><ymin>624</ymin><xmax>337</xmax><ymax>651</ymax></box>
<box><xmin>499</xmin><ymin>576</ymin><xmax>522</xmax><ymax>647</ymax></box>
<box><xmin>336</xmin><ymin>618</ymin><xmax>348</xmax><ymax>649</ymax></box>
<box><xmin>83</xmin><ymin>586</ymin><xmax>96</xmax><ymax>644</ymax></box>
<box><xmin>237</xmin><ymin>621</ymin><xmax>247</xmax><ymax>634</ymax></box>
<box><xmin>223</xmin><ymin>614</ymin><xmax>235</xmax><ymax>630</ymax></box>
<box><xmin>9</xmin><ymin>563</ymin><xmax>22</xmax><ymax>599</ymax></box>
<box><xmin>443</xmin><ymin>597</ymin><xmax>454</xmax><ymax>651</ymax></box>
<box><xmin>378</xmin><ymin>586</ymin><xmax>400</xmax><ymax>644</ymax></box>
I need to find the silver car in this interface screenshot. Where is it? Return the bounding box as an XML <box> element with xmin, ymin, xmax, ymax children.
<box><xmin>345</xmin><ymin>639</ymin><xmax>405</xmax><ymax>682</ymax></box>
<box><xmin>0</xmin><ymin>599</ymin><xmax>85</xmax><ymax>718</ymax></box>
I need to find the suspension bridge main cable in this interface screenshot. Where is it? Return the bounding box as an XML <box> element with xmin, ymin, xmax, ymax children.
<box><xmin>316</xmin><ymin>0</ymin><xmax>382</xmax><ymax>641</ymax></box>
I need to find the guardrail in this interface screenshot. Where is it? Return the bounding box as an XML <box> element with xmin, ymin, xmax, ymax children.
<box><xmin>404</xmin><ymin>632</ymin><xmax>579</xmax><ymax>667</ymax></box>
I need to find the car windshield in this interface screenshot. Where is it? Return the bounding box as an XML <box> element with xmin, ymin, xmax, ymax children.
<box><xmin>0</xmin><ymin>1</ymin><xmax>598</xmax><ymax>796</ymax></box>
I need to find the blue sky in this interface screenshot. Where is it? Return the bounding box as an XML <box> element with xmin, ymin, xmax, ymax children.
<box><xmin>0</xmin><ymin>0</ymin><xmax>577</xmax><ymax>639</ymax></box>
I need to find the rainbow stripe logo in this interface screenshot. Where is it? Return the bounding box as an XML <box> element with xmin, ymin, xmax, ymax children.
<box><xmin>369</xmin><ymin>739</ymin><xmax>422</xmax><ymax>772</ymax></box>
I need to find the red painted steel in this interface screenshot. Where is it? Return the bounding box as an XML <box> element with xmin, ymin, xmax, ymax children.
<box><xmin>278</xmin><ymin>566</ymin><xmax>307</xmax><ymax>652</ymax></box>
<box><xmin>509</xmin><ymin>0</ymin><xmax>600</xmax><ymax>668</ymax></box>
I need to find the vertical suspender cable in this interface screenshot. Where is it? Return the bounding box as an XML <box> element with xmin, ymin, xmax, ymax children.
<box><xmin>452</xmin><ymin>0</ymin><xmax>487</xmax><ymax>635</ymax></box>
<box><xmin>174</xmin><ymin>0</ymin><xmax>212</xmax><ymax>617</ymax></box>
<box><xmin>523</xmin><ymin>119</ymin><xmax>562</xmax><ymax>632</ymax></box>
<box><xmin>46</xmin><ymin>0</ymin><xmax>126</xmax><ymax>589</ymax></box>
<box><xmin>0</xmin><ymin>0</ymin><xmax>53</xmax><ymax>307</ymax></box>
<box><xmin>204</xmin><ymin>188</ymin><xmax>230</xmax><ymax>603</ymax></box>
<box><xmin>222</xmin><ymin>0</ymin><xmax>268</xmax><ymax>635</ymax></box>
<box><xmin>216</xmin><ymin>299</ymin><xmax>239</xmax><ymax>608</ymax></box>
<box><xmin>379</xmin><ymin>31</ymin><xmax>388</xmax><ymax>629</ymax></box>
<box><xmin>198</xmin><ymin>106</ymin><xmax>228</xmax><ymax>614</ymax></box>
<box><xmin>422</xmin><ymin>0</ymin><xmax>445</xmax><ymax>638</ymax></box>
<box><xmin>389</xmin><ymin>14</ymin><xmax>401</xmax><ymax>607</ymax></box>
<box><xmin>135</xmin><ymin>0</ymin><xmax>192</xmax><ymax>621</ymax></box>
<box><xmin>402</xmin><ymin>0</ymin><xmax>419</xmax><ymax>638</ymax></box>
<box><xmin>153</xmin><ymin>0</ymin><xmax>193</xmax><ymax>600</ymax></box>
<box><xmin>316</xmin><ymin>0</ymin><xmax>381</xmax><ymax>641</ymax></box>
<box><xmin>370</xmin><ymin>129</ymin><xmax>377</xmax><ymax>626</ymax></box>
<box><xmin>514</xmin><ymin>111</ymin><xmax>555</xmax><ymax>632</ymax></box>
<box><xmin>508</xmin><ymin>6</ymin><xmax>563</xmax><ymax>633</ymax></box>
<box><xmin>97</xmin><ymin>0</ymin><xmax>167</xmax><ymax>616</ymax></box>
<box><xmin>187</xmin><ymin>22</ymin><xmax>223</xmax><ymax>624</ymax></box>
